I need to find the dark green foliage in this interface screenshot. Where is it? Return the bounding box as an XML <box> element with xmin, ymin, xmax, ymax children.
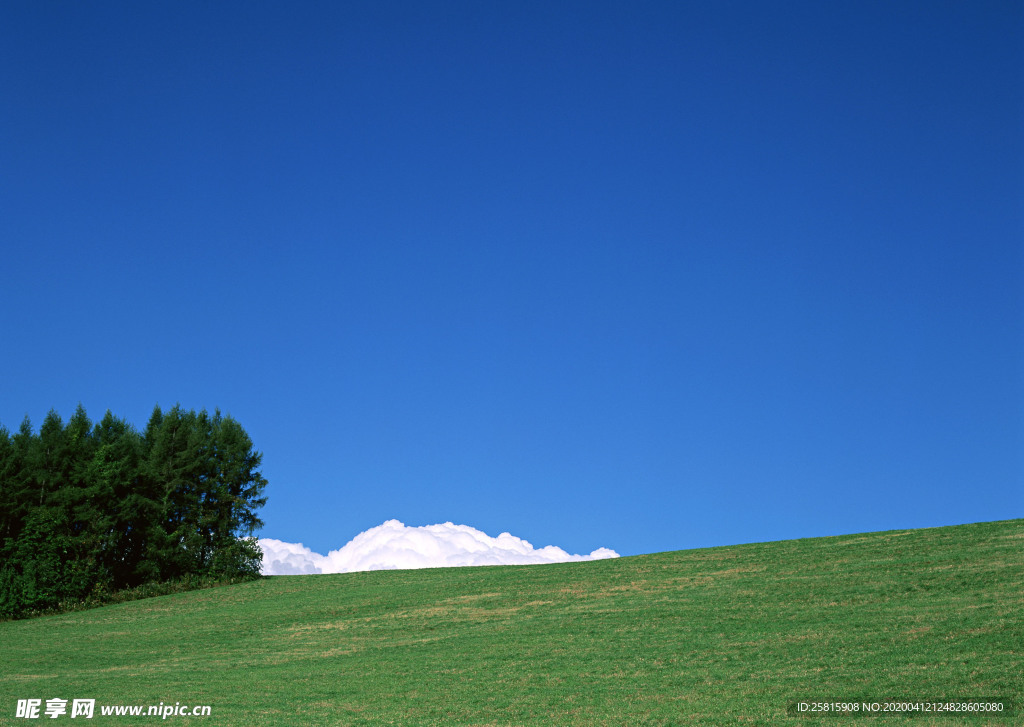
<box><xmin>0</xmin><ymin>404</ymin><xmax>267</xmax><ymax>618</ymax></box>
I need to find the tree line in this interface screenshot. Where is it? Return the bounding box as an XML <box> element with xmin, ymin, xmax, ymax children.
<box><xmin>0</xmin><ymin>404</ymin><xmax>267</xmax><ymax>618</ymax></box>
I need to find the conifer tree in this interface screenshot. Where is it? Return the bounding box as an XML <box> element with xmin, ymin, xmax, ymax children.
<box><xmin>4</xmin><ymin>418</ymin><xmax>36</xmax><ymax>547</ymax></box>
<box><xmin>0</xmin><ymin>404</ymin><xmax>267</xmax><ymax>617</ymax></box>
<box><xmin>0</xmin><ymin>425</ymin><xmax>15</xmax><ymax>550</ymax></box>
<box><xmin>33</xmin><ymin>409</ymin><xmax>67</xmax><ymax>508</ymax></box>
<box><xmin>208</xmin><ymin>413</ymin><xmax>267</xmax><ymax>577</ymax></box>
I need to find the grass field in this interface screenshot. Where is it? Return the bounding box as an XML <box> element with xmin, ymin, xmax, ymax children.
<box><xmin>1</xmin><ymin>519</ymin><xmax>1020</xmax><ymax>725</ymax></box>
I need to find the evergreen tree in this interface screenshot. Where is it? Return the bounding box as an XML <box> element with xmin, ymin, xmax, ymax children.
<box><xmin>61</xmin><ymin>404</ymin><xmax>99</xmax><ymax>576</ymax></box>
<box><xmin>33</xmin><ymin>409</ymin><xmax>67</xmax><ymax>508</ymax></box>
<box><xmin>145</xmin><ymin>405</ymin><xmax>201</xmax><ymax>579</ymax></box>
<box><xmin>0</xmin><ymin>425</ymin><xmax>16</xmax><ymax>550</ymax></box>
<box><xmin>87</xmin><ymin>411</ymin><xmax>158</xmax><ymax>589</ymax></box>
<box><xmin>3</xmin><ymin>418</ymin><xmax>36</xmax><ymax>550</ymax></box>
<box><xmin>145</xmin><ymin>407</ymin><xmax>267</xmax><ymax>579</ymax></box>
<box><xmin>208</xmin><ymin>413</ymin><xmax>267</xmax><ymax>577</ymax></box>
<box><xmin>0</xmin><ymin>404</ymin><xmax>267</xmax><ymax>618</ymax></box>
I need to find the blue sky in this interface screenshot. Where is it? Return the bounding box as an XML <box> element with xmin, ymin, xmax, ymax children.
<box><xmin>1</xmin><ymin>1</ymin><xmax>1021</xmax><ymax>559</ymax></box>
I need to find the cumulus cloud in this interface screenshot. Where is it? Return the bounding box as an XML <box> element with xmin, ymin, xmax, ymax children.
<box><xmin>259</xmin><ymin>520</ymin><xmax>619</xmax><ymax>576</ymax></box>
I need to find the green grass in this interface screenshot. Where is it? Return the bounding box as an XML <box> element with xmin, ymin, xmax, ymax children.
<box><xmin>1</xmin><ymin>519</ymin><xmax>1020</xmax><ymax>726</ymax></box>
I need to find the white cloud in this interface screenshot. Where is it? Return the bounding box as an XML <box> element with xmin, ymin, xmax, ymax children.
<box><xmin>258</xmin><ymin>519</ymin><xmax>619</xmax><ymax>576</ymax></box>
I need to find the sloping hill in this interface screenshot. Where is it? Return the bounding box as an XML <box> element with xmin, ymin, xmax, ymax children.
<box><xmin>1</xmin><ymin>519</ymin><xmax>1020</xmax><ymax>725</ymax></box>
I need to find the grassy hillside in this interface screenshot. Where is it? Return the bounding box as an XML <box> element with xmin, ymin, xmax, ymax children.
<box><xmin>1</xmin><ymin>519</ymin><xmax>1020</xmax><ymax>726</ymax></box>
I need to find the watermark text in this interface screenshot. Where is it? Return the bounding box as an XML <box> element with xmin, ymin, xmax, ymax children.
<box><xmin>15</xmin><ymin>699</ymin><xmax>211</xmax><ymax>719</ymax></box>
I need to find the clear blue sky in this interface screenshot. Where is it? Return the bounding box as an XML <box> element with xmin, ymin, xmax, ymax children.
<box><xmin>1</xmin><ymin>1</ymin><xmax>1021</xmax><ymax>558</ymax></box>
